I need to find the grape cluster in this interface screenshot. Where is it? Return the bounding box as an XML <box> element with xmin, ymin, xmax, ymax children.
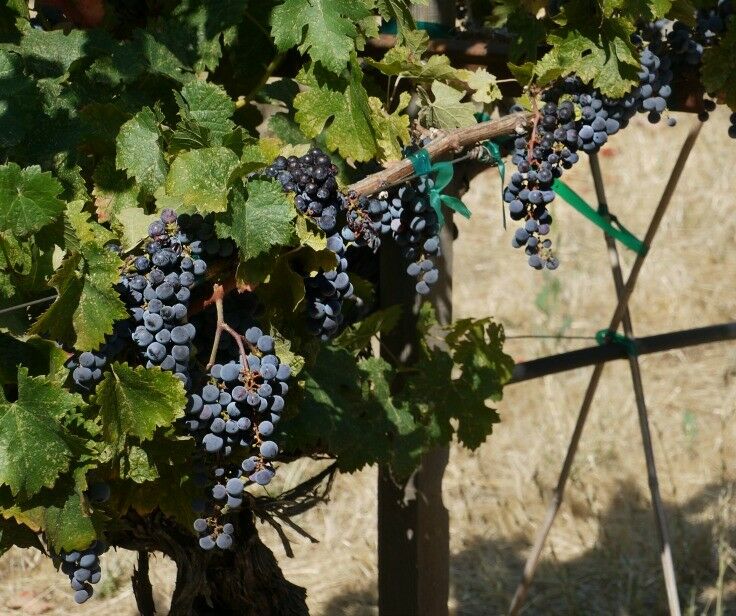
<box><xmin>66</xmin><ymin>322</ymin><xmax>129</xmax><ymax>389</ymax></box>
<box><xmin>266</xmin><ymin>149</ymin><xmax>343</xmax><ymax>233</ymax></box>
<box><xmin>57</xmin><ymin>541</ymin><xmax>107</xmax><ymax>604</ymax></box>
<box><xmin>177</xmin><ymin>213</ymin><xmax>236</xmax><ymax>259</ymax></box>
<box><xmin>387</xmin><ymin>180</ymin><xmax>442</xmax><ymax>294</ymax></box>
<box><xmin>305</xmin><ymin>235</ymin><xmax>354</xmax><ymax>339</ymax></box>
<box><xmin>187</xmin><ymin>328</ymin><xmax>290</xmax><ymax>550</ymax></box>
<box><xmin>504</xmin><ymin>43</ymin><xmax>675</xmax><ymax>269</ymax></box>
<box><xmin>264</xmin><ymin>149</ymin><xmax>358</xmax><ymax>339</ymax></box>
<box><xmin>121</xmin><ymin>209</ymin><xmax>205</xmax><ymax>390</ymax></box>
<box><xmin>341</xmin><ymin>192</ymin><xmax>387</xmax><ymax>250</ymax></box>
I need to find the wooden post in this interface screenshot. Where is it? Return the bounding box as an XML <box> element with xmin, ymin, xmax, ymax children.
<box><xmin>377</xmin><ymin>6</ymin><xmax>455</xmax><ymax>613</ymax></box>
<box><xmin>378</xmin><ymin>212</ymin><xmax>453</xmax><ymax>616</ymax></box>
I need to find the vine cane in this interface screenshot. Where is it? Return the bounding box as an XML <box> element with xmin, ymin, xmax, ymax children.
<box><xmin>507</xmin><ymin>122</ymin><xmax>702</xmax><ymax>616</ymax></box>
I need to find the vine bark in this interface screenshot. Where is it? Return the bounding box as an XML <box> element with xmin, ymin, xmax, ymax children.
<box><xmin>108</xmin><ymin>509</ymin><xmax>308</xmax><ymax>616</ymax></box>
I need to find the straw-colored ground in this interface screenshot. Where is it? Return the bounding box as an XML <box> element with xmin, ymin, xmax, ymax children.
<box><xmin>1</xmin><ymin>109</ymin><xmax>735</xmax><ymax>616</ymax></box>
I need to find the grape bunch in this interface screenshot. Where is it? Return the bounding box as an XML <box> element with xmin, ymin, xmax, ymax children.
<box><xmin>66</xmin><ymin>322</ymin><xmax>130</xmax><ymax>389</ymax></box>
<box><xmin>121</xmin><ymin>209</ymin><xmax>206</xmax><ymax>391</ymax></box>
<box><xmin>176</xmin><ymin>213</ymin><xmax>236</xmax><ymax>259</ymax></box>
<box><xmin>265</xmin><ymin>149</ymin><xmax>343</xmax><ymax>233</ymax></box>
<box><xmin>186</xmin><ymin>328</ymin><xmax>291</xmax><ymax>550</ymax></box>
<box><xmin>304</xmin><ymin>235</ymin><xmax>354</xmax><ymax>339</ymax></box>
<box><xmin>341</xmin><ymin>192</ymin><xmax>388</xmax><ymax>250</ymax></box>
<box><xmin>57</xmin><ymin>541</ymin><xmax>107</xmax><ymax>604</ymax></box>
<box><xmin>264</xmin><ymin>149</ymin><xmax>359</xmax><ymax>339</ymax></box>
<box><xmin>387</xmin><ymin>179</ymin><xmax>442</xmax><ymax>294</ymax></box>
<box><xmin>504</xmin><ymin>41</ymin><xmax>675</xmax><ymax>269</ymax></box>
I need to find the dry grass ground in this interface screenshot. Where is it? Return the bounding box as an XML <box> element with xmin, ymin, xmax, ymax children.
<box><xmin>1</xmin><ymin>109</ymin><xmax>735</xmax><ymax>616</ymax></box>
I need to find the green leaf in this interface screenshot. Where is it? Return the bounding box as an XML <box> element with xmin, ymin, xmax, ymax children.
<box><xmin>116</xmin><ymin>107</ymin><xmax>167</xmax><ymax>196</ymax></box>
<box><xmin>532</xmin><ymin>3</ymin><xmax>640</xmax><ymax>97</ymax></box>
<box><xmin>0</xmin><ymin>517</ymin><xmax>44</xmax><ymax>558</ymax></box>
<box><xmin>0</xmin><ymin>368</ymin><xmax>84</xmax><ymax>498</ymax></box>
<box><xmin>95</xmin><ymin>363</ymin><xmax>186</xmax><ymax>452</ymax></box>
<box><xmin>466</xmin><ymin>68</ymin><xmax>503</xmax><ymax>104</ymax></box>
<box><xmin>376</xmin><ymin>0</ymin><xmax>416</xmax><ymax>39</ymax></box>
<box><xmin>92</xmin><ymin>158</ymin><xmax>140</xmax><ymax>223</ymax></box>
<box><xmin>121</xmin><ymin>446</ymin><xmax>160</xmax><ymax>483</ymax></box>
<box><xmin>368</xmin><ymin>93</ymin><xmax>411</xmax><ymax>162</ymax></box>
<box><xmin>701</xmin><ymin>21</ymin><xmax>736</xmax><ymax>108</ymax></box>
<box><xmin>112</xmin><ymin>207</ymin><xmax>158</xmax><ymax>253</ymax></box>
<box><xmin>43</xmin><ymin>489</ymin><xmax>97</xmax><ymax>553</ymax></box>
<box><xmin>0</xmin><ymin>332</ymin><xmax>68</xmax><ymax>386</ymax></box>
<box><xmin>177</xmin><ymin>80</ymin><xmax>236</xmax><ymax>143</ymax></box>
<box><xmin>335</xmin><ymin>305</ymin><xmax>402</xmax><ymax>353</ymax></box>
<box><xmin>31</xmin><ymin>202</ymin><xmax>128</xmax><ymax>350</ymax></box>
<box><xmin>0</xmin><ymin>163</ymin><xmax>64</xmax><ymax>237</ymax></box>
<box><xmin>294</xmin><ymin>60</ymin><xmax>378</xmax><ymax>161</ymax></box>
<box><xmin>271</xmin><ymin>0</ymin><xmax>371</xmax><ymax>73</ymax></box>
<box><xmin>163</xmin><ymin>146</ymin><xmax>239</xmax><ymax>214</ymax></box>
<box><xmin>419</xmin><ymin>82</ymin><xmax>477</xmax><ymax>129</ymax></box>
<box><xmin>220</xmin><ymin>181</ymin><xmax>296</xmax><ymax>261</ymax></box>
<box><xmin>17</xmin><ymin>28</ymin><xmax>89</xmax><ymax>78</ymax></box>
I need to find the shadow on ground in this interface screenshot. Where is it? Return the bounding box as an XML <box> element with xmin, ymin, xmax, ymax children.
<box><xmin>323</xmin><ymin>480</ymin><xmax>735</xmax><ymax>616</ymax></box>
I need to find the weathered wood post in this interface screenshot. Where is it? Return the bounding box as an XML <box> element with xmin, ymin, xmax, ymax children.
<box><xmin>378</xmin><ymin>4</ymin><xmax>456</xmax><ymax>609</ymax></box>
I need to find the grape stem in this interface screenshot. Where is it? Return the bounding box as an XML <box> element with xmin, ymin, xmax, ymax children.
<box><xmin>346</xmin><ymin>112</ymin><xmax>533</xmax><ymax>197</ymax></box>
<box><xmin>205</xmin><ymin>284</ymin><xmax>250</xmax><ymax>371</ymax></box>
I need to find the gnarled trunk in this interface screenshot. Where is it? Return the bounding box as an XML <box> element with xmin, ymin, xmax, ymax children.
<box><xmin>110</xmin><ymin>509</ymin><xmax>308</xmax><ymax>616</ymax></box>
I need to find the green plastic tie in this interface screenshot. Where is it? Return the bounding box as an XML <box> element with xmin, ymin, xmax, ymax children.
<box><xmin>553</xmin><ymin>179</ymin><xmax>647</xmax><ymax>255</ymax></box>
<box><xmin>407</xmin><ymin>148</ymin><xmax>471</xmax><ymax>227</ymax></box>
<box><xmin>595</xmin><ymin>329</ymin><xmax>639</xmax><ymax>356</ymax></box>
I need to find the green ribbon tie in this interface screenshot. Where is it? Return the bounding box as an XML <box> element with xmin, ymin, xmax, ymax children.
<box><xmin>595</xmin><ymin>329</ymin><xmax>639</xmax><ymax>356</ymax></box>
<box><xmin>407</xmin><ymin>148</ymin><xmax>471</xmax><ymax>228</ymax></box>
<box><xmin>553</xmin><ymin>179</ymin><xmax>647</xmax><ymax>255</ymax></box>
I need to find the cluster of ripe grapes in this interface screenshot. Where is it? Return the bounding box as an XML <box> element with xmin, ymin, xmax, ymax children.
<box><xmin>504</xmin><ymin>41</ymin><xmax>676</xmax><ymax>268</ymax></box>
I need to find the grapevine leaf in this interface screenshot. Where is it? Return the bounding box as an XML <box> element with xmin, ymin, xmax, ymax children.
<box><xmin>368</xmin><ymin>93</ymin><xmax>411</xmax><ymax>162</ymax></box>
<box><xmin>0</xmin><ymin>368</ymin><xmax>85</xmax><ymax>498</ymax></box>
<box><xmin>163</xmin><ymin>146</ymin><xmax>239</xmax><ymax>214</ymax></box>
<box><xmin>0</xmin><ymin>163</ymin><xmax>64</xmax><ymax>237</ymax></box>
<box><xmin>169</xmin><ymin>0</ymin><xmax>248</xmax><ymax>72</ymax></box>
<box><xmin>0</xmin><ymin>517</ymin><xmax>44</xmax><ymax>558</ymax></box>
<box><xmin>126</xmin><ymin>461</ymin><xmax>199</xmax><ymax>528</ymax></box>
<box><xmin>268</xmin><ymin>113</ymin><xmax>311</xmax><ymax>145</ymax></box>
<box><xmin>532</xmin><ymin>3</ymin><xmax>640</xmax><ymax>97</ymax></box>
<box><xmin>121</xmin><ymin>446</ymin><xmax>160</xmax><ymax>483</ymax></box>
<box><xmin>368</xmin><ymin>48</ymin><xmax>460</xmax><ymax>81</ymax></box>
<box><xmin>701</xmin><ymin>22</ymin><xmax>736</xmax><ymax>108</ymax></box>
<box><xmin>465</xmin><ymin>68</ymin><xmax>503</xmax><ymax>104</ymax></box>
<box><xmin>32</xmin><ymin>202</ymin><xmax>128</xmax><ymax>350</ymax></box>
<box><xmin>271</xmin><ymin>0</ymin><xmax>371</xmax><ymax>74</ymax></box>
<box><xmin>115</xmin><ymin>107</ymin><xmax>167</xmax><ymax>196</ymax></box>
<box><xmin>375</xmin><ymin>0</ymin><xmax>416</xmax><ymax>39</ymax></box>
<box><xmin>92</xmin><ymin>158</ymin><xmax>140</xmax><ymax>223</ymax></box>
<box><xmin>419</xmin><ymin>82</ymin><xmax>477</xmax><ymax>129</ymax></box>
<box><xmin>335</xmin><ymin>305</ymin><xmax>402</xmax><ymax>353</ymax></box>
<box><xmin>0</xmin><ymin>50</ymin><xmax>40</xmax><ymax>149</ymax></box>
<box><xmin>294</xmin><ymin>61</ymin><xmax>378</xmax><ymax>161</ymax></box>
<box><xmin>0</xmin><ymin>332</ymin><xmax>68</xmax><ymax>386</ymax></box>
<box><xmin>17</xmin><ymin>27</ymin><xmax>89</xmax><ymax>78</ymax></box>
<box><xmin>177</xmin><ymin>80</ymin><xmax>236</xmax><ymax>142</ymax></box>
<box><xmin>281</xmin><ymin>348</ymin><xmax>399</xmax><ymax>472</ymax></box>
<box><xmin>112</xmin><ymin>207</ymin><xmax>158</xmax><ymax>252</ymax></box>
<box><xmin>221</xmin><ymin>181</ymin><xmax>296</xmax><ymax>261</ymax></box>
<box><xmin>95</xmin><ymin>363</ymin><xmax>187</xmax><ymax>452</ymax></box>
<box><xmin>43</xmin><ymin>489</ymin><xmax>97</xmax><ymax>553</ymax></box>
